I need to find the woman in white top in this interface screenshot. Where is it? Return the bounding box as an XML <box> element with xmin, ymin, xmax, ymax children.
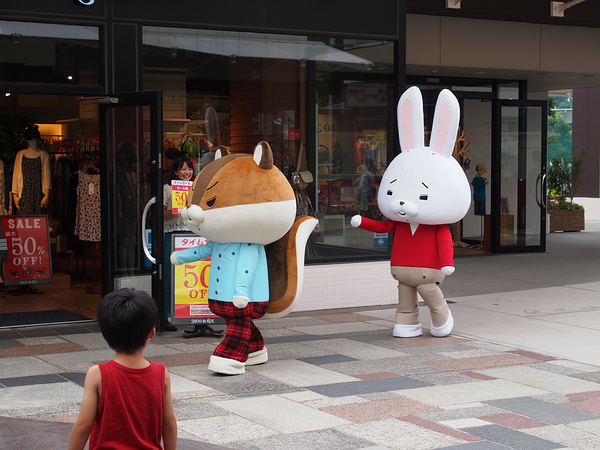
<box><xmin>12</xmin><ymin>125</ymin><xmax>51</xmax><ymax>215</ymax></box>
<box><xmin>163</xmin><ymin>156</ymin><xmax>194</xmax><ymax>330</ymax></box>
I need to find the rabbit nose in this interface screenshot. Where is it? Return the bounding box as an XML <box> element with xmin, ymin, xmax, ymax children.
<box><xmin>400</xmin><ymin>201</ymin><xmax>405</xmax><ymax>205</ymax></box>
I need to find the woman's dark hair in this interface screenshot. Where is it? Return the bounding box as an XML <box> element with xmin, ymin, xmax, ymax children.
<box><xmin>96</xmin><ymin>288</ymin><xmax>157</xmax><ymax>353</ymax></box>
<box><xmin>22</xmin><ymin>125</ymin><xmax>41</xmax><ymax>141</ymax></box>
<box><xmin>169</xmin><ymin>156</ymin><xmax>194</xmax><ymax>181</ymax></box>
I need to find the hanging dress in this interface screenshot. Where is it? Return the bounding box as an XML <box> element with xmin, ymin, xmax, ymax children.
<box><xmin>18</xmin><ymin>156</ymin><xmax>43</xmax><ymax>215</ymax></box>
<box><xmin>74</xmin><ymin>170</ymin><xmax>101</xmax><ymax>242</ymax></box>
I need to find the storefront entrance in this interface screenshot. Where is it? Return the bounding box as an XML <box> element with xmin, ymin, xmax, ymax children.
<box><xmin>99</xmin><ymin>91</ymin><xmax>165</xmax><ymax>328</ymax></box>
<box><xmin>457</xmin><ymin>94</ymin><xmax>547</xmax><ymax>253</ymax></box>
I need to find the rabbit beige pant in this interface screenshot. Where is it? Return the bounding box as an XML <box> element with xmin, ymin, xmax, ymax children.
<box><xmin>390</xmin><ymin>266</ymin><xmax>449</xmax><ymax>328</ymax></box>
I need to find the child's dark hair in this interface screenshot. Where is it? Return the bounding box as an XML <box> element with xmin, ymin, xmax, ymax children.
<box><xmin>97</xmin><ymin>288</ymin><xmax>157</xmax><ymax>353</ymax></box>
<box><xmin>169</xmin><ymin>156</ymin><xmax>194</xmax><ymax>181</ymax></box>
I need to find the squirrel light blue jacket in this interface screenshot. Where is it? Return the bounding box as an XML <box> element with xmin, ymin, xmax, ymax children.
<box><xmin>172</xmin><ymin>242</ymin><xmax>269</xmax><ymax>303</ymax></box>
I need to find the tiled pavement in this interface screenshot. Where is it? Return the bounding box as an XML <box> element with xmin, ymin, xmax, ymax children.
<box><xmin>3</xmin><ymin>222</ymin><xmax>600</xmax><ymax>449</ymax></box>
<box><xmin>2</xmin><ymin>308</ymin><xmax>600</xmax><ymax>449</ymax></box>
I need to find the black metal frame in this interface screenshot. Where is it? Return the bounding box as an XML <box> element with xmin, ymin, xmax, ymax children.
<box><xmin>99</xmin><ymin>90</ymin><xmax>164</xmax><ymax>327</ymax></box>
<box><xmin>492</xmin><ymin>99</ymin><xmax>547</xmax><ymax>253</ymax></box>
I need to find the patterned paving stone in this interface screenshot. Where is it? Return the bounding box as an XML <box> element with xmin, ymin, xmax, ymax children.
<box><xmin>299</xmin><ymin>354</ymin><xmax>357</xmax><ymax>365</ymax></box>
<box><xmin>309</xmin><ymin>312</ymin><xmax>375</xmax><ymax>323</ymax></box>
<box><xmin>565</xmin><ymin>390</ymin><xmax>600</xmax><ymax>401</ymax></box>
<box><xmin>425</xmin><ymin>354</ymin><xmax>538</xmax><ymax>372</ymax></box>
<box><xmin>338</xmin><ymin>417</ymin><xmax>467</xmax><ymax>449</ymax></box>
<box><xmin>308</xmin><ymin>375</ymin><xmax>432</xmax><ymax>397</ymax></box>
<box><xmin>0</xmin><ymin>342</ymin><xmax>84</xmax><ymax>358</ymax></box>
<box><xmin>508</xmin><ymin>350</ymin><xmax>556</xmax><ymax>361</ymax></box>
<box><xmin>402</xmin><ymin>415</ymin><xmax>482</xmax><ymax>442</ymax></box>
<box><xmin>478</xmin><ymin>412</ymin><xmax>548</xmax><ymax>429</ymax></box>
<box><xmin>0</xmin><ymin>374</ymin><xmax>67</xmax><ymax>387</ymax></box>
<box><xmin>571</xmin><ymin>371</ymin><xmax>600</xmax><ymax>383</ymax></box>
<box><xmin>460</xmin><ymin>371</ymin><xmax>497</xmax><ymax>381</ymax></box>
<box><xmin>462</xmin><ymin>424</ymin><xmax>563</xmax><ymax>449</ymax></box>
<box><xmin>234</xmin><ymin>428</ymin><xmax>375</xmax><ymax>450</ymax></box>
<box><xmin>564</xmin><ymin>397</ymin><xmax>600</xmax><ymax>415</ymax></box>
<box><xmin>321</xmin><ymin>397</ymin><xmax>441</xmax><ymax>422</ymax></box>
<box><xmin>151</xmin><ymin>351</ymin><xmax>212</xmax><ymax>367</ymax></box>
<box><xmin>486</xmin><ymin>396</ymin><xmax>600</xmax><ymax>424</ymax></box>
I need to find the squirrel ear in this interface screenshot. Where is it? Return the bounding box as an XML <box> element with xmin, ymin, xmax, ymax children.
<box><xmin>253</xmin><ymin>141</ymin><xmax>274</xmax><ymax>169</ymax></box>
<box><xmin>429</xmin><ymin>89</ymin><xmax>460</xmax><ymax>158</ymax></box>
<box><xmin>214</xmin><ymin>145</ymin><xmax>229</xmax><ymax>160</ymax></box>
<box><xmin>397</xmin><ymin>86</ymin><xmax>424</xmax><ymax>151</ymax></box>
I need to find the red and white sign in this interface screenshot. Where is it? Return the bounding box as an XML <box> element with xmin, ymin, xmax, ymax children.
<box><xmin>1</xmin><ymin>216</ymin><xmax>53</xmax><ymax>286</ymax></box>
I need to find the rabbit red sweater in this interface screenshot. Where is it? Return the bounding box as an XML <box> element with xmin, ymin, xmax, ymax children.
<box><xmin>358</xmin><ymin>218</ymin><xmax>453</xmax><ymax>269</ymax></box>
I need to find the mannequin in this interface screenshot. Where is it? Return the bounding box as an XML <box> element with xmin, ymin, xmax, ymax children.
<box><xmin>471</xmin><ymin>163</ymin><xmax>487</xmax><ymax>216</ymax></box>
<box><xmin>12</xmin><ymin>125</ymin><xmax>51</xmax><ymax>215</ymax></box>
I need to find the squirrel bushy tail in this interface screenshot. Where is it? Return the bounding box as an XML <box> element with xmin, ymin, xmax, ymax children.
<box><xmin>265</xmin><ymin>216</ymin><xmax>317</xmax><ymax>318</ymax></box>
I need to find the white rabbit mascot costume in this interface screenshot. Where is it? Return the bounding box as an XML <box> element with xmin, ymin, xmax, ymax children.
<box><xmin>351</xmin><ymin>86</ymin><xmax>470</xmax><ymax>338</ymax></box>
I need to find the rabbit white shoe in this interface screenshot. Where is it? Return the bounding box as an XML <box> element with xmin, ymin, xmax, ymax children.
<box><xmin>208</xmin><ymin>355</ymin><xmax>245</xmax><ymax>375</ymax></box>
<box><xmin>246</xmin><ymin>347</ymin><xmax>268</xmax><ymax>366</ymax></box>
<box><xmin>430</xmin><ymin>311</ymin><xmax>454</xmax><ymax>337</ymax></box>
<box><xmin>393</xmin><ymin>323</ymin><xmax>423</xmax><ymax>338</ymax></box>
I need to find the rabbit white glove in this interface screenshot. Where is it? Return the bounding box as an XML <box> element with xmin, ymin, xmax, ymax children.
<box><xmin>441</xmin><ymin>266</ymin><xmax>455</xmax><ymax>276</ymax></box>
<box><xmin>233</xmin><ymin>295</ymin><xmax>249</xmax><ymax>308</ymax></box>
<box><xmin>350</xmin><ymin>215</ymin><xmax>362</xmax><ymax>228</ymax></box>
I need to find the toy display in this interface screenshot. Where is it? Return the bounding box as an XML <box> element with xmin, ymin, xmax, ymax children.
<box><xmin>170</xmin><ymin>141</ymin><xmax>316</xmax><ymax>374</ymax></box>
<box><xmin>351</xmin><ymin>86</ymin><xmax>470</xmax><ymax>338</ymax></box>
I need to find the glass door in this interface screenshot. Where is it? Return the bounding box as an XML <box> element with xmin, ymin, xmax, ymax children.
<box><xmin>493</xmin><ymin>100</ymin><xmax>547</xmax><ymax>252</ymax></box>
<box><xmin>99</xmin><ymin>91</ymin><xmax>164</xmax><ymax>326</ymax></box>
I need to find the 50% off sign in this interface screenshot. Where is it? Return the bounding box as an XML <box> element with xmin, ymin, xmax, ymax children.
<box><xmin>171</xmin><ymin>235</ymin><xmax>222</xmax><ymax>325</ymax></box>
<box><xmin>1</xmin><ymin>216</ymin><xmax>53</xmax><ymax>285</ymax></box>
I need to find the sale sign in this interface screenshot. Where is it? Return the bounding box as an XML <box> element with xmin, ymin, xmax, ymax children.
<box><xmin>1</xmin><ymin>216</ymin><xmax>53</xmax><ymax>286</ymax></box>
<box><xmin>171</xmin><ymin>180</ymin><xmax>193</xmax><ymax>214</ymax></box>
<box><xmin>170</xmin><ymin>234</ymin><xmax>223</xmax><ymax>326</ymax></box>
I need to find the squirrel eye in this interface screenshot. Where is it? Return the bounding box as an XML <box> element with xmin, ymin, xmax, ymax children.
<box><xmin>419</xmin><ymin>194</ymin><xmax>428</xmax><ymax>201</ymax></box>
<box><xmin>387</xmin><ymin>190</ymin><xmax>393</xmax><ymax>196</ymax></box>
<box><xmin>206</xmin><ymin>198</ymin><xmax>216</xmax><ymax>207</ymax></box>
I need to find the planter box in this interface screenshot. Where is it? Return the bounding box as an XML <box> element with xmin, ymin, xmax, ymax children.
<box><xmin>548</xmin><ymin>208</ymin><xmax>585</xmax><ymax>232</ymax></box>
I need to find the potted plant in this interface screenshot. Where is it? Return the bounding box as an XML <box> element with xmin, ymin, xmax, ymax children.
<box><xmin>547</xmin><ymin>149</ymin><xmax>586</xmax><ymax>232</ymax></box>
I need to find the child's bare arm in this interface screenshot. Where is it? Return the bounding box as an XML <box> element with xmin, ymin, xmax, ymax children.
<box><xmin>162</xmin><ymin>369</ymin><xmax>178</xmax><ymax>450</ymax></box>
<box><xmin>68</xmin><ymin>365</ymin><xmax>101</xmax><ymax>450</ymax></box>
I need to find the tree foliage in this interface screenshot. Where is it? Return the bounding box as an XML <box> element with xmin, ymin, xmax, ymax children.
<box><xmin>547</xmin><ymin>149</ymin><xmax>587</xmax><ymax>209</ymax></box>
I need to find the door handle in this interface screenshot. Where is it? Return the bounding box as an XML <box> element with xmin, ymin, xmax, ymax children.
<box><xmin>142</xmin><ymin>197</ymin><xmax>156</xmax><ymax>264</ymax></box>
<box><xmin>535</xmin><ymin>173</ymin><xmax>547</xmax><ymax>209</ymax></box>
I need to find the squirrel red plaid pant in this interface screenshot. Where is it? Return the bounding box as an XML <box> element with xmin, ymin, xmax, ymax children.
<box><xmin>208</xmin><ymin>299</ymin><xmax>269</xmax><ymax>362</ymax></box>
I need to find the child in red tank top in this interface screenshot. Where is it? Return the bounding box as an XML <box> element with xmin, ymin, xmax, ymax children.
<box><xmin>68</xmin><ymin>288</ymin><xmax>177</xmax><ymax>449</ymax></box>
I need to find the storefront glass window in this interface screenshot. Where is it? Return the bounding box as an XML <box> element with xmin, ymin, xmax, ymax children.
<box><xmin>0</xmin><ymin>21</ymin><xmax>100</xmax><ymax>86</ymax></box>
<box><xmin>142</xmin><ymin>26</ymin><xmax>394</xmax><ymax>262</ymax></box>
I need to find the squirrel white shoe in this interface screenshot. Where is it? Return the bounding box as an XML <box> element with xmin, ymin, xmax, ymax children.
<box><xmin>430</xmin><ymin>311</ymin><xmax>454</xmax><ymax>337</ymax></box>
<box><xmin>393</xmin><ymin>323</ymin><xmax>423</xmax><ymax>338</ymax></box>
<box><xmin>246</xmin><ymin>347</ymin><xmax>268</xmax><ymax>366</ymax></box>
<box><xmin>208</xmin><ymin>355</ymin><xmax>245</xmax><ymax>375</ymax></box>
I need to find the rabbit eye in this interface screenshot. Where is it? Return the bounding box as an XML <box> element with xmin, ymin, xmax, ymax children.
<box><xmin>419</xmin><ymin>194</ymin><xmax>428</xmax><ymax>201</ymax></box>
<box><xmin>387</xmin><ymin>190</ymin><xmax>393</xmax><ymax>196</ymax></box>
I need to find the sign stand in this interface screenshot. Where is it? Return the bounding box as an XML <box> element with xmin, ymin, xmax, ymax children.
<box><xmin>183</xmin><ymin>324</ymin><xmax>223</xmax><ymax>339</ymax></box>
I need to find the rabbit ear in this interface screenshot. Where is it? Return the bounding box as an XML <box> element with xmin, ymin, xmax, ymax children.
<box><xmin>429</xmin><ymin>89</ymin><xmax>460</xmax><ymax>158</ymax></box>
<box><xmin>397</xmin><ymin>86</ymin><xmax>424</xmax><ymax>151</ymax></box>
